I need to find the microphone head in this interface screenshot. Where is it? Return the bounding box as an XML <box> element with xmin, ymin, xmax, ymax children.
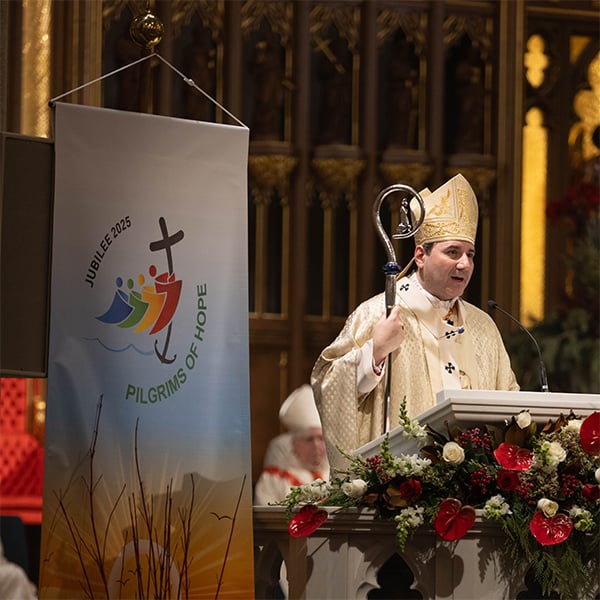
<box><xmin>488</xmin><ymin>300</ymin><xmax>497</xmax><ymax>309</ymax></box>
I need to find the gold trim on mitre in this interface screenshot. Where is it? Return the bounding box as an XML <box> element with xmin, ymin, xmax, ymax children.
<box><xmin>412</xmin><ymin>173</ymin><xmax>479</xmax><ymax>246</ymax></box>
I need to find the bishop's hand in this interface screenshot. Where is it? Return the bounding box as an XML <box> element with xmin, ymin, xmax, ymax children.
<box><xmin>372</xmin><ymin>305</ymin><xmax>405</xmax><ymax>365</ymax></box>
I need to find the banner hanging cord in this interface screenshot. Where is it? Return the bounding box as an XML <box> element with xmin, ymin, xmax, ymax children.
<box><xmin>155</xmin><ymin>53</ymin><xmax>246</xmax><ymax>128</ymax></box>
<box><xmin>48</xmin><ymin>52</ymin><xmax>247</xmax><ymax>129</ymax></box>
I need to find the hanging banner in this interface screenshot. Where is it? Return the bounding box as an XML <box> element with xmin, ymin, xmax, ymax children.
<box><xmin>40</xmin><ymin>103</ymin><xmax>254</xmax><ymax>599</ymax></box>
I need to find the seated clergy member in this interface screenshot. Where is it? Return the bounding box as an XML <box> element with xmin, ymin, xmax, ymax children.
<box><xmin>0</xmin><ymin>537</ymin><xmax>37</xmax><ymax>600</ymax></box>
<box><xmin>255</xmin><ymin>384</ymin><xmax>330</xmax><ymax>505</ymax></box>
<box><xmin>312</xmin><ymin>173</ymin><xmax>519</xmax><ymax>470</ymax></box>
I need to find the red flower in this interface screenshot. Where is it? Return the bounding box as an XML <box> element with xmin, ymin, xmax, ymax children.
<box><xmin>288</xmin><ymin>505</ymin><xmax>328</xmax><ymax>538</ymax></box>
<box><xmin>582</xmin><ymin>483</ymin><xmax>600</xmax><ymax>501</ymax></box>
<box><xmin>529</xmin><ymin>511</ymin><xmax>574</xmax><ymax>546</ymax></box>
<box><xmin>433</xmin><ymin>498</ymin><xmax>476</xmax><ymax>541</ymax></box>
<box><xmin>497</xmin><ymin>469</ymin><xmax>520</xmax><ymax>492</ymax></box>
<box><xmin>548</xmin><ymin>181</ymin><xmax>600</xmax><ymax>224</ymax></box>
<box><xmin>384</xmin><ymin>478</ymin><xmax>422</xmax><ymax>508</ymax></box>
<box><xmin>398</xmin><ymin>479</ymin><xmax>422</xmax><ymax>500</ymax></box>
<box><xmin>580</xmin><ymin>411</ymin><xmax>600</xmax><ymax>455</ymax></box>
<box><xmin>494</xmin><ymin>442</ymin><xmax>534</xmax><ymax>471</ymax></box>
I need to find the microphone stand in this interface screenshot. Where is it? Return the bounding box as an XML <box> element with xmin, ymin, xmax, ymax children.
<box><xmin>488</xmin><ymin>300</ymin><xmax>550</xmax><ymax>393</ymax></box>
<box><xmin>372</xmin><ymin>185</ymin><xmax>425</xmax><ymax>434</ymax></box>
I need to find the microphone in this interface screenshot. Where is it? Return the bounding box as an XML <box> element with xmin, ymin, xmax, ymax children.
<box><xmin>488</xmin><ymin>300</ymin><xmax>549</xmax><ymax>393</ymax></box>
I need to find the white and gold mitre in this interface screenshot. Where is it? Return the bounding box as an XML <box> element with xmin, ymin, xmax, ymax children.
<box><xmin>412</xmin><ymin>173</ymin><xmax>479</xmax><ymax>246</ymax></box>
<box><xmin>279</xmin><ymin>384</ymin><xmax>322</xmax><ymax>433</ymax></box>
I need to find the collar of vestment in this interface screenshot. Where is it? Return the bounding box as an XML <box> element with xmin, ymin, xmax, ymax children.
<box><xmin>399</xmin><ymin>273</ymin><xmax>464</xmax><ymax>338</ymax></box>
<box><xmin>395</xmin><ymin>274</ymin><xmax>478</xmax><ymax>392</ymax></box>
<box><xmin>409</xmin><ymin>272</ymin><xmax>459</xmax><ymax>314</ymax></box>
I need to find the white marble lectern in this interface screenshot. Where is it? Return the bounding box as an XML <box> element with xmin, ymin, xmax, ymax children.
<box><xmin>253</xmin><ymin>390</ymin><xmax>600</xmax><ymax>599</ymax></box>
<box><xmin>356</xmin><ymin>389</ymin><xmax>600</xmax><ymax>459</ymax></box>
<box><xmin>254</xmin><ymin>506</ymin><xmax>535</xmax><ymax>599</ymax></box>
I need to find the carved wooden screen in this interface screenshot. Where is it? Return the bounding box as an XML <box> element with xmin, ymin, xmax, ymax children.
<box><xmin>3</xmin><ymin>0</ymin><xmax>598</xmax><ymax>480</ymax></box>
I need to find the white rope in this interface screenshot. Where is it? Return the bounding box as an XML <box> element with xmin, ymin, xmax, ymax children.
<box><xmin>49</xmin><ymin>53</ymin><xmax>154</xmax><ymax>104</ymax></box>
<box><xmin>49</xmin><ymin>51</ymin><xmax>247</xmax><ymax>129</ymax></box>
<box><xmin>153</xmin><ymin>53</ymin><xmax>247</xmax><ymax>128</ymax></box>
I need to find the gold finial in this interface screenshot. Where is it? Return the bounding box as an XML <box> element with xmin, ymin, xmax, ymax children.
<box><xmin>129</xmin><ymin>8</ymin><xmax>164</xmax><ymax>50</ymax></box>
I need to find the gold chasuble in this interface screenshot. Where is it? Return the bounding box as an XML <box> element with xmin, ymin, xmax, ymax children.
<box><xmin>311</xmin><ymin>276</ymin><xmax>519</xmax><ymax>471</ymax></box>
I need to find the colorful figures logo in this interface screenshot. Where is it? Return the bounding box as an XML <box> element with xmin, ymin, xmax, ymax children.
<box><xmin>96</xmin><ymin>217</ymin><xmax>184</xmax><ymax>364</ymax></box>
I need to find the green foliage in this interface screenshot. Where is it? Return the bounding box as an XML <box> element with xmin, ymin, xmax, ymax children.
<box><xmin>501</xmin><ymin>502</ymin><xmax>599</xmax><ymax>599</ymax></box>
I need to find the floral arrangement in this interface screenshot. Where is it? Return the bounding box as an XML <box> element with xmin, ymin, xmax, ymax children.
<box><xmin>282</xmin><ymin>401</ymin><xmax>600</xmax><ymax>599</ymax></box>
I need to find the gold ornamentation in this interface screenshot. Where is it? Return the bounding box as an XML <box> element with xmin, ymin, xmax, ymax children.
<box><xmin>311</xmin><ymin>157</ymin><xmax>365</xmax><ymax>209</ymax></box>
<box><xmin>570</xmin><ymin>50</ymin><xmax>600</xmax><ymax>166</ymax></box>
<box><xmin>525</xmin><ymin>34</ymin><xmax>549</xmax><ymax>90</ymax></box>
<box><xmin>130</xmin><ymin>9</ymin><xmax>164</xmax><ymax>49</ymax></box>
<box><xmin>20</xmin><ymin>0</ymin><xmax>51</xmax><ymax>137</ymax></box>
<box><xmin>171</xmin><ymin>1</ymin><xmax>222</xmax><ymax>40</ymax></box>
<box><xmin>242</xmin><ymin>0</ymin><xmax>292</xmax><ymax>46</ymax></box>
<box><xmin>379</xmin><ymin>162</ymin><xmax>433</xmax><ymax>192</ymax></box>
<box><xmin>443</xmin><ymin>14</ymin><xmax>491</xmax><ymax>60</ymax></box>
<box><xmin>248</xmin><ymin>154</ymin><xmax>298</xmax><ymax>207</ymax></box>
<box><xmin>310</xmin><ymin>4</ymin><xmax>361</xmax><ymax>53</ymax></box>
<box><xmin>376</xmin><ymin>8</ymin><xmax>427</xmax><ymax>56</ymax></box>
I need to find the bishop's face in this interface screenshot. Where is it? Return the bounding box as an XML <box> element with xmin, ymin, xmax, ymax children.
<box><xmin>414</xmin><ymin>240</ymin><xmax>475</xmax><ymax>301</ymax></box>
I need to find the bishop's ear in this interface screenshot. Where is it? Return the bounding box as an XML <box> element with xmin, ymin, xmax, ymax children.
<box><xmin>414</xmin><ymin>245</ymin><xmax>426</xmax><ymax>268</ymax></box>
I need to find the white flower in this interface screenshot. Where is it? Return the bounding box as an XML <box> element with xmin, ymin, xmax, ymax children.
<box><xmin>484</xmin><ymin>494</ymin><xmax>511</xmax><ymax>519</ymax></box>
<box><xmin>547</xmin><ymin>441</ymin><xmax>567</xmax><ymax>465</ymax></box>
<box><xmin>568</xmin><ymin>506</ymin><xmax>590</xmax><ymax>519</ymax></box>
<box><xmin>565</xmin><ymin>419</ymin><xmax>582</xmax><ymax>433</ymax></box>
<box><xmin>393</xmin><ymin>505</ymin><xmax>426</xmax><ymax>551</ymax></box>
<box><xmin>538</xmin><ymin>440</ymin><xmax>567</xmax><ymax>471</ymax></box>
<box><xmin>569</xmin><ymin>505</ymin><xmax>595</xmax><ymax>532</ymax></box>
<box><xmin>595</xmin><ymin>467</ymin><xmax>600</xmax><ymax>484</ymax></box>
<box><xmin>402</xmin><ymin>419</ymin><xmax>428</xmax><ymax>440</ymax></box>
<box><xmin>393</xmin><ymin>454</ymin><xmax>431</xmax><ymax>477</ymax></box>
<box><xmin>341</xmin><ymin>478</ymin><xmax>368</xmax><ymax>499</ymax></box>
<box><xmin>488</xmin><ymin>494</ymin><xmax>510</xmax><ymax>511</ymax></box>
<box><xmin>397</xmin><ymin>505</ymin><xmax>425</xmax><ymax>528</ymax></box>
<box><xmin>537</xmin><ymin>498</ymin><xmax>559</xmax><ymax>517</ymax></box>
<box><xmin>516</xmin><ymin>410</ymin><xmax>531</xmax><ymax>429</ymax></box>
<box><xmin>296</xmin><ymin>479</ymin><xmax>329</xmax><ymax>503</ymax></box>
<box><xmin>442</xmin><ymin>441</ymin><xmax>465</xmax><ymax>465</ymax></box>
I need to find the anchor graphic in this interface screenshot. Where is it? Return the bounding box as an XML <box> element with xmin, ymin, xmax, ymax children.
<box><xmin>149</xmin><ymin>217</ymin><xmax>184</xmax><ymax>364</ymax></box>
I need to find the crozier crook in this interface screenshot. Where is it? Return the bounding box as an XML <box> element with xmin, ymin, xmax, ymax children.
<box><xmin>372</xmin><ymin>184</ymin><xmax>426</xmax><ymax>434</ymax></box>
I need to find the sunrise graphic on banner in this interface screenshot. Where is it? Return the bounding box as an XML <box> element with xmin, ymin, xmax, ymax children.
<box><xmin>40</xmin><ymin>103</ymin><xmax>254</xmax><ymax>598</ymax></box>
